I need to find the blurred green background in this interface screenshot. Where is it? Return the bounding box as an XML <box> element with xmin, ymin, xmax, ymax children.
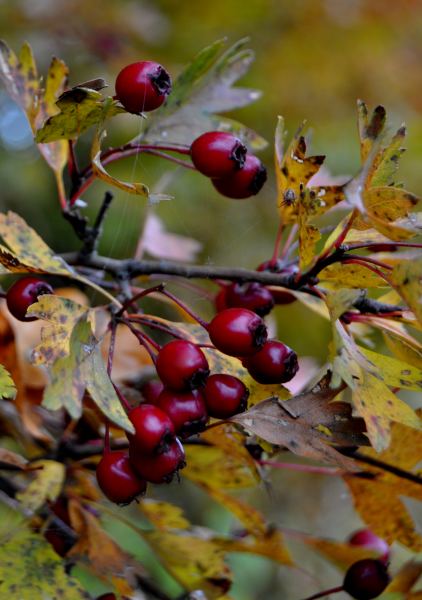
<box><xmin>0</xmin><ymin>1</ymin><xmax>421</xmax><ymax>598</ymax></box>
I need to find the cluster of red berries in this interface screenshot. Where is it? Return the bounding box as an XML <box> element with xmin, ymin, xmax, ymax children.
<box><xmin>190</xmin><ymin>131</ymin><xmax>267</xmax><ymax>199</ymax></box>
<box><xmin>96</xmin><ymin>338</ymin><xmax>249</xmax><ymax>505</ymax></box>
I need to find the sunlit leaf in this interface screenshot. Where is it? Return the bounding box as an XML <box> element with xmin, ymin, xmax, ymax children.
<box><xmin>391</xmin><ymin>257</ymin><xmax>422</xmax><ymax>326</ymax></box>
<box><xmin>17</xmin><ymin>460</ymin><xmax>65</xmax><ymax>513</ymax></box>
<box><xmin>0</xmin><ymin>363</ymin><xmax>16</xmax><ymax>399</ymax></box>
<box><xmin>320</xmin><ymin>262</ymin><xmax>388</xmax><ymax>289</ymax></box>
<box><xmin>359</xmin><ymin>346</ymin><xmax>422</xmax><ymax>392</ymax></box>
<box><xmin>357</xmin><ymin>101</ymin><xmax>386</xmax><ymax>163</ymax></box>
<box><xmin>139</xmin><ymin>499</ymin><xmax>190</xmax><ymax>531</ymax></box>
<box><xmin>141</xmin><ymin>39</ymin><xmax>265</xmax><ymax>149</ymax></box>
<box><xmin>383</xmin><ymin>330</ymin><xmax>422</xmax><ymax>370</ymax></box>
<box><xmin>0</xmin><ymin>526</ymin><xmax>89</xmax><ymax>599</ymax></box>
<box><xmin>385</xmin><ymin>558</ymin><xmax>422</xmax><ymax>594</ymax></box>
<box><xmin>305</xmin><ymin>536</ymin><xmax>382</xmax><ymax>570</ymax></box>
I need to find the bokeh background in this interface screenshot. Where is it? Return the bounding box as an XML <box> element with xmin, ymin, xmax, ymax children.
<box><xmin>0</xmin><ymin>1</ymin><xmax>421</xmax><ymax>598</ymax></box>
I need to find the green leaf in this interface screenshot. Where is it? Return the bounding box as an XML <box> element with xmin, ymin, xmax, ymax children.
<box><xmin>0</xmin><ymin>364</ymin><xmax>16</xmax><ymax>399</ymax></box>
<box><xmin>141</xmin><ymin>39</ymin><xmax>266</xmax><ymax>149</ymax></box>
<box><xmin>0</xmin><ymin>527</ymin><xmax>89</xmax><ymax>599</ymax></box>
<box><xmin>35</xmin><ymin>87</ymin><xmax>124</xmax><ymax>142</ymax></box>
<box><xmin>17</xmin><ymin>460</ymin><xmax>65</xmax><ymax>513</ymax></box>
<box><xmin>39</xmin><ymin>315</ymin><xmax>133</xmax><ymax>432</ymax></box>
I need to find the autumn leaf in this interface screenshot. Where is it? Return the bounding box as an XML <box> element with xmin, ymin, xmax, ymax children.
<box><xmin>384</xmin><ymin>558</ymin><xmax>422</xmax><ymax>594</ymax></box>
<box><xmin>141</xmin><ymin>39</ymin><xmax>266</xmax><ymax>149</ymax></box>
<box><xmin>344</xmin><ymin>416</ymin><xmax>422</xmax><ymax>551</ymax></box>
<box><xmin>215</xmin><ymin>527</ymin><xmax>293</xmax><ymax>568</ymax></box>
<box><xmin>0</xmin><ymin>448</ymin><xmax>27</xmax><ymax>470</ymax></box>
<box><xmin>304</xmin><ymin>536</ymin><xmax>384</xmax><ymax>570</ymax></box>
<box><xmin>17</xmin><ymin>460</ymin><xmax>65</xmax><ymax>513</ymax></box>
<box><xmin>359</xmin><ymin>346</ymin><xmax>422</xmax><ymax>392</ymax></box>
<box><xmin>0</xmin><ymin>526</ymin><xmax>89</xmax><ymax>599</ymax></box>
<box><xmin>139</xmin><ymin>499</ymin><xmax>190</xmax><ymax>531</ymax></box>
<box><xmin>320</xmin><ymin>262</ymin><xmax>388</xmax><ymax>289</ymax></box>
<box><xmin>0</xmin><ymin>363</ymin><xmax>16</xmax><ymax>399</ymax></box>
<box><xmin>390</xmin><ymin>257</ymin><xmax>422</xmax><ymax>326</ymax></box>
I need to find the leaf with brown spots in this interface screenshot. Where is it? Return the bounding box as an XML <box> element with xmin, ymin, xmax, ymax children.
<box><xmin>357</xmin><ymin>101</ymin><xmax>386</xmax><ymax>164</ymax></box>
<box><xmin>344</xmin><ymin>415</ymin><xmax>422</xmax><ymax>551</ymax></box>
<box><xmin>17</xmin><ymin>460</ymin><xmax>65</xmax><ymax>513</ymax></box>
<box><xmin>139</xmin><ymin>499</ymin><xmax>190</xmax><ymax>531</ymax></box>
<box><xmin>391</xmin><ymin>257</ymin><xmax>422</xmax><ymax>326</ymax></box>
<box><xmin>320</xmin><ymin>262</ymin><xmax>389</xmax><ymax>289</ymax></box>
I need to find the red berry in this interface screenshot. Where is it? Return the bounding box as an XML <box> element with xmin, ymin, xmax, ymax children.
<box><xmin>256</xmin><ymin>259</ymin><xmax>285</xmax><ymax>273</ymax></box>
<box><xmin>348</xmin><ymin>529</ymin><xmax>390</xmax><ymax>565</ymax></box>
<box><xmin>6</xmin><ymin>277</ymin><xmax>54</xmax><ymax>322</ymax></box>
<box><xmin>242</xmin><ymin>340</ymin><xmax>299</xmax><ymax>384</ymax></box>
<box><xmin>128</xmin><ymin>404</ymin><xmax>175</xmax><ymax>454</ymax></box>
<box><xmin>257</xmin><ymin>260</ymin><xmax>297</xmax><ymax>305</ymax></box>
<box><xmin>156</xmin><ymin>388</ymin><xmax>208</xmax><ymax>436</ymax></box>
<box><xmin>115</xmin><ymin>61</ymin><xmax>171</xmax><ymax>113</ymax></box>
<box><xmin>343</xmin><ymin>559</ymin><xmax>390</xmax><ymax>599</ymax></box>
<box><xmin>190</xmin><ymin>131</ymin><xmax>247</xmax><ymax>178</ymax></box>
<box><xmin>212</xmin><ymin>154</ymin><xmax>267</xmax><ymax>199</ymax></box>
<box><xmin>96</xmin><ymin>451</ymin><xmax>147</xmax><ymax>505</ymax></box>
<box><xmin>215</xmin><ymin>286</ymin><xmax>228</xmax><ymax>312</ymax></box>
<box><xmin>156</xmin><ymin>340</ymin><xmax>209</xmax><ymax>391</ymax></box>
<box><xmin>208</xmin><ymin>308</ymin><xmax>267</xmax><ymax>357</ymax></box>
<box><xmin>96</xmin><ymin>595</ymin><xmax>117</xmax><ymax>600</ymax></box>
<box><xmin>203</xmin><ymin>374</ymin><xmax>249</xmax><ymax>418</ymax></box>
<box><xmin>129</xmin><ymin>437</ymin><xmax>186</xmax><ymax>484</ymax></box>
<box><xmin>140</xmin><ymin>380</ymin><xmax>164</xmax><ymax>404</ymax></box>
<box><xmin>225</xmin><ymin>282</ymin><xmax>274</xmax><ymax>317</ymax></box>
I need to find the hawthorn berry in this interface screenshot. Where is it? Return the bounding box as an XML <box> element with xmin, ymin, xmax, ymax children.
<box><xmin>96</xmin><ymin>595</ymin><xmax>117</xmax><ymax>600</ymax></box>
<box><xmin>96</xmin><ymin>451</ymin><xmax>147</xmax><ymax>505</ymax></box>
<box><xmin>212</xmin><ymin>154</ymin><xmax>267</xmax><ymax>199</ymax></box>
<box><xmin>343</xmin><ymin>559</ymin><xmax>390</xmax><ymax>599</ymax></box>
<box><xmin>6</xmin><ymin>277</ymin><xmax>54</xmax><ymax>322</ymax></box>
<box><xmin>208</xmin><ymin>308</ymin><xmax>268</xmax><ymax>357</ymax></box>
<box><xmin>190</xmin><ymin>131</ymin><xmax>247</xmax><ymax>178</ymax></box>
<box><xmin>155</xmin><ymin>339</ymin><xmax>209</xmax><ymax>391</ymax></box>
<box><xmin>225</xmin><ymin>281</ymin><xmax>274</xmax><ymax>316</ymax></box>
<box><xmin>214</xmin><ymin>285</ymin><xmax>228</xmax><ymax>312</ymax></box>
<box><xmin>156</xmin><ymin>388</ymin><xmax>208</xmax><ymax>436</ymax></box>
<box><xmin>129</xmin><ymin>437</ymin><xmax>186</xmax><ymax>484</ymax></box>
<box><xmin>115</xmin><ymin>61</ymin><xmax>171</xmax><ymax>113</ymax></box>
<box><xmin>140</xmin><ymin>379</ymin><xmax>164</xmax><ymax>404</ymax></box>
<box><xmin>203</xmin><ymin>374</ymin><xmax>249</xmax><ymax>418</ymax></box>
<box><xmin>348</xmin><ymin>529</ymin><xmax>390</xmax><ymax>565</ymax></box>
<box><xmin>242</xmin><ymin>340</ymin><xmax>299</xmax><ymax>384</ymax></box>
<box><xmin>257</xmin><ymin>260</ymin><xmax>298</xmax><ymax>305</ymax></box>
<box><xmin>128</xmin><ymin>404</ymin><xmax>175</xmax><ymax>454</ymax></box>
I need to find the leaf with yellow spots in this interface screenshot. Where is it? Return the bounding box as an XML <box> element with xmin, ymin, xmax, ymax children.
<box><xmin>0</xmin><ymin>363</ymin><xmax>16</xmax><ymax>399</ymax></box>
<box><xmin>40</xmin><ymin>316</ymin><xmax>133</xmax><ymax>431</ymax></box>
<box><xmin>0</xmin><ymin>526</ymin><xmax>89</xmax><ymax>599</ymax></box>
<box><xmin>331</xmin><ymin>322</ymin><xmax>420</xmax><ymax>450</ymax></box>
<box><xmin>16</xmin><ymin>460</ymin><xmax>65</xmax><ymax>513</ymax></box>
<box><xmin>139</xmin><ymin>499</ymin><xmax>190</xmax><ymax>531</ymax></box>
<box><xmin>391</xmin><ymin>258</ymin><xmax>422</xmax><ymax>326</ymax></box>
<box><xmin>183</xmin><ymin>444</ymin><xmax>257</xmax><ymax>489</ymax></box>
<box><xmin>344</xmin><ymin>416</ymin><xmax>422</xmax><ymax>551</ymax></box>
<box><xmin>143</xmin><ymin>530</ymin><xmax>232</xmax><ymax>599</ymax></box>
<box><xmin>320</xmin><ymin>262</ymin><xmax>389</xmax><ymax>289</ymax></box>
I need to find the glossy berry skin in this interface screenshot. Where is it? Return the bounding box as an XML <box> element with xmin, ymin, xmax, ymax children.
<box><xmin>204</xmin><ymin>374</ymin><xmax>249</xmax><ymax>419</ymax></box>
<box><xmin>343</xmin><ymin>559</ymin><xmax>390</xmax><ymax>600</ymax></box>
<box><xmin>225</xmin><ymin>282</ymin><xmax>274</xmax><ymax>317</ymax></box>
<box><xmin>156</xmin><ymin>388</ymin><xmax>208</xmax><ymax>437</ymax></box>
<box><xmin>190</xmin><ymin>132</ymin><xmax>247</xmax><ymax>178</ymax></box>
<box><xmin>208</xmin><ymin>308</ymin><xmax>268</xmax><ymax>357</ymax></box>
<box><xmin>243</xmin><ymin>340</ymin><xmax>299</xmax><ymax>384</ymax></box>
<box><xmin>128</xmin><ymin>404</ymin><xmax>175</xmax><ymax>454</ymax></box>
<box><xmin>96</xmin><ymin>451</ymin><xmax>147</xmax><ymax>505</ymax></box>
<box><xmin>348</xmin><ymin>529</ymin><xmax>390</xmax><ymax>565</ymax></box>
<box><xmin>115</xmin><ymin>61</ymin><xmax>171</xmax><ymax>113</ymax></box>
<box><xmin>6</xmin><ymin>277</ymin><xmax>54</xmax><ymax>322</ymax></box>
<box><xmin>129</xmin><ymin>437</ymin><xmax>186</xmax><ymax>484</ymax></box>
<box><xmin>140</xmin><ymin>380</ymin><xmax>164</xmax><ymax>404</ymax></box>
<box><xmin>212</xmin><ymin>154</ymin><xmax>267</xmax><ymax>199</ymax></box>
<box><xmin>156</xmin><ymin>340</ymin><xmax>210</xmax><ymax>391</ymax></box>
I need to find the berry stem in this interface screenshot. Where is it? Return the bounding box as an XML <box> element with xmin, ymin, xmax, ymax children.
<box><xmin>299</xmin><ymin>585</ymin><xmax>344</xmax><ymax>600</ymax></box>
<box><xmin>279</xmin><ymin>223</ymin><xmax>298</xmax><ymax>261</ymax></box>
<box><xmin>127</xmin><ymin>315</ymin><xmax>186</xmax><ymax>339</ymax></box>
<box><xmin>112</xmin><ymin>382</ymin><xmax>131</xmax><ymax>412</ymax></box>
<box><xmin>270</xmin><ymin>221</ymin><xmax>285</xmax><ymax>265</ymax></box>
<box><xmin>345</xmin><ymin>241</ymin><xmax>422</xmax><ymax>252</ymax></box>
<box><xmin>342</xmin><ymin>254</ymin><xmax>393</xmax><ymax>270</ymax></box>
<box><xmin>352</xmin><ymin>451</ymin><xmax>422</xmax><ymax>485</ymax></box>
<box><xmin>122</xmin><ymin>320</ymin><xmax>160</xmax><ymax>361</ymax></box>
<box><xmin>103</xmin><ymin>421</ymin><xmax>111</xmax><ymax>454</ymax></box>
<box><xmin>320</xmin><ymin>209</ymin><xmax>358</xmax><ymax>259</ymax></box>
<box><xmin>159</xmin><ymin>288</ymin><xmax>208</xmax><ymax>328</ymax></box>
<box><xmin>342</xmin><ymin>259</ymin><xmax>392</xmax><ymax>284</ymax></box>
<box><xmin>116</xmin><ymin>283</ymin><xmax>166</xmax><ymax>316</ymax></box>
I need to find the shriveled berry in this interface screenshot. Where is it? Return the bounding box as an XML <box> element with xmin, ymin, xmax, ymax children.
<box><xmin>225</xmin><ymin>281</ymin><xmax>274</xmax><ymax>316</ymax></box>
<box><xmin>348</xmin><ymin>530</ymin><xmax>390</xmax><ymax>565</ymax></box>
<box><xmin>96</xmin><ymin>451</ymin><xmax>147</xmax><ymax>505</ymax></box>
<box><xmin>129</xmin><ymin>437</ymin><xmax>186</xmax><ymax>484</ymax></box>
<box><xmin>156</xmin><ymin>340</ymin><xmax>209</xmax><ymax>391</ymax></box>
<box><xmin>156</xmin><ymin>388</ymin><xmax>208</xmax><ymax>437</ymax></box>
<box><xmin>208</xmin><ymin>308</ymin><xmax>267</xmax><ymax>357</ymax></box>
<box><xmin>115</xmin><ymin>61</ymin><xmax>171</xmax><ymax>113</ymax></box>
<box><xmin>6</xmin><ymin>277</ymin><xmax>54</xmax><ymax>322</ymax></box>
<box><xmin>243</xmin><ymin>340</ymin><xmax>298</xmax><ymax>384</ymax></box>
<box><xmin>204</xmin><ymin>374</ymin><xmax>249</xmax><ymax>418</ymax></box>
<box><xmin>140</xmin><ymin>380</ymin><xmax>164</xmax><ymax>404</ymax></box>
<box><xmin>212</xmin><ymin>154</ymin><xmax>267</xmax><ymax>199</ymax></box>
<box><xmin>128</xmin><ymin>404</ymin><xmax>175</xmax><ymax>454</ymax></box>
<box><xmin>191</xmin><ymin>131</ymin><xmax>247</xmax><ymax>178</ymax></box>
<box><xmin>343</xmin><ymin>559</ymin><xmax>390</xmax><ymax>599</ymax></box>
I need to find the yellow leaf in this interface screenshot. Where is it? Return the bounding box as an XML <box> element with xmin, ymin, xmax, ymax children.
<box><xmin>357</xmin><ymin>101</ymin><xmax>386</xmax><ymax>163</ymax></box>
<box><xmin>391</xmin><ymin>258</ymin><xmax>422</xmax><ymax>326</ymax></box>
<box><xmin>325</xmin><ymin>289</ymin><xmax>363</xmax><ymax>322</ymax></box>
<box><xmin>320</xmin><ymin>262</ymin><xmax>387</xmax><ymax>288</ymax></box>
<box><xmin>215</xmin><ymin>528</ymin><xmax>293</xmax><ymax>567</ymax></box>
<box><xmin>359</xmin><ymin>346</ymin><xmax>422</xmax><ymax>391</ymax></box>
<box><xmin>144</xmin><ymin>530</ymin><xmax>232</xmax><ymax>599</ymax></box>
<box><xmin>305</xmin><ymin>536</ymin><xmax>382</xmax><ymax>570</ymax></box>
<box><xmin>17</xmin><ymin>459</ymin><xmax>65</xmax><ymax>513</ymax></box>
<box><xmin>383</xmin><ymin>331</ymin><xmax>422</xmax><ymax>370</ymax></box>
<box><xmin>0</xmin><ymin>526</ymin><xmax>89</xmax><ymax>599</ymax></box>
<box><xmin>298</xmin><ymin>219</ymin><xmax>320</xmax><ymax>270</ymax></box>
<box><xmin>364</xmin><ymin>187</ymin><xmax>418</xmax><ymax>223</ymax></box>
<box><xmin>183</xmin><ymin>444</ymin><xmax>257</xmax><ymax>489</ymax></box>
<box><xmin>0</xmin><ymin>363</ymin><xmax>16</xmax><ymax>399</ymax></box>
<box><xmin>385</xmin><ymin>558</ymin><xmax>422</xmax><ymax>594</ymax></box>
<box><xmin>0</xmin><ymin>41</ymin><xmax>39</xmax><ymax>125</ymax></box>
<box><xmin>139</xmin><ymin>499</ymin><xmax>190</xmax><ymax>531</ymax></box>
